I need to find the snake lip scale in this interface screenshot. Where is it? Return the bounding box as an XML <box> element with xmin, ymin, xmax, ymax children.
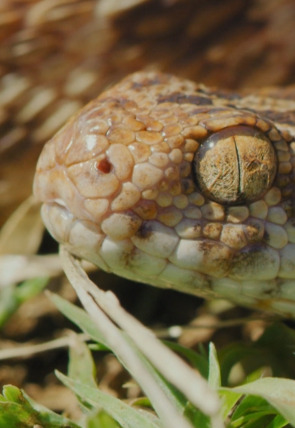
<box><xmin>33</xmin><ymin>71</ymin><xmax>295</xmax><ymax>318</ymax></box>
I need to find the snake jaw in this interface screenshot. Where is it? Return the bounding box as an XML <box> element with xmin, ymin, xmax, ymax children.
<box><xmin>33</xmin><ymin>71</ymin><xmax>295</xmax><ymax>316</ymax></box>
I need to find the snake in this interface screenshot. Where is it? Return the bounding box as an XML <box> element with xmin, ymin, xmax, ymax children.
<box><xmin>33</xmin><ymin>71</ymin><xmax>295</xmax><ymax>318</ymax></box>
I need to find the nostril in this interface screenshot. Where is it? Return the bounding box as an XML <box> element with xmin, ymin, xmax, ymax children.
<box><xmin>95</xmin><ymin>158</ymin><xmax>112</xmax><ymax>173</ymax></box>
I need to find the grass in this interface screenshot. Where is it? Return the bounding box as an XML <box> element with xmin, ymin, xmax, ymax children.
<box><xmin>1</xmin><ymin>267</ymin><xmax>295</xmax><ymax>427</ymax></box>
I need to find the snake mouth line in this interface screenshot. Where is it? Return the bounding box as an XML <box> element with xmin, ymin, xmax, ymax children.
<box><xmin>50</xmin><ymin>199</ymin><xmax>68</xmax><ymax>209</ymax></box>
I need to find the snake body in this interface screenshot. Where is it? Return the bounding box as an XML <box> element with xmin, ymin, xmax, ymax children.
<box><xmin>33</xmin><ymin>71</ymin><xmax>295</xmax><ymax>317</ymax></box>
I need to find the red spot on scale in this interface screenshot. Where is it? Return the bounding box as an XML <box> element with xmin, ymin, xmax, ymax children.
<box><xmin>96</xmin><ymin>158</ymin><xmax>112</xmax><ymax>173</ymax></box>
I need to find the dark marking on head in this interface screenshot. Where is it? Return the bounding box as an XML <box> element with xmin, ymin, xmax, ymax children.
<box><xmin>158</xmin><ymin>92</ymin><xmax>212</xmax><ymax>105</ymax></box>
<box><xmin>257</xmin><ymin>110</ymin><xmax>295</xmax><ymax>126</ymax></box>
<box><xmin>203</xmin><ymin>88</ymin><xmax>241</xmax><ymax>101</ymax></box>
<box><xmin>199</xmin><ymin>240</ymin><xmax>216</xmax><ymax>255</ymax></box>
<box><xmin>132</xmin><ymin>76</ymin><xmax>164</xmax><ymax>89</ymax></box>
<box><xmin>136</xmin><ymin>222</ymin><xmax>153</xmax><ymax>239</ymax></box>
<box><xmin>231</xmin><ymin>244</ymin><xmax>269</xmax><ymax>273</ymax></box>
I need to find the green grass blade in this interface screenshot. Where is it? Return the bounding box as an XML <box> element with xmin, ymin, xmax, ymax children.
<box><xmin>56</xmin><ymin>371</ymin><xmax>161</xmax><ymax>428</ymax></box>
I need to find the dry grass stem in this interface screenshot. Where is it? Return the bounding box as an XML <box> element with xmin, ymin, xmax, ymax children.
<box><xmin>60</xmin><ymin>245</ymin><xmax>224</xmax><ymax>428</ymax></box>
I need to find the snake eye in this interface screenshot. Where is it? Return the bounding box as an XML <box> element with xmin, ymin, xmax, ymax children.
<box><xmin>193</xmin><ymin>126</ymin><xmax>277</xmax><ymax>205</ymax></box>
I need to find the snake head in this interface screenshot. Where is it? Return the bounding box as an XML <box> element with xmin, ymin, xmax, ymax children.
<box><xmin>33</xmin><ymin>71</ymin><xmax>295</xmax><ymax>315</ymax></box>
